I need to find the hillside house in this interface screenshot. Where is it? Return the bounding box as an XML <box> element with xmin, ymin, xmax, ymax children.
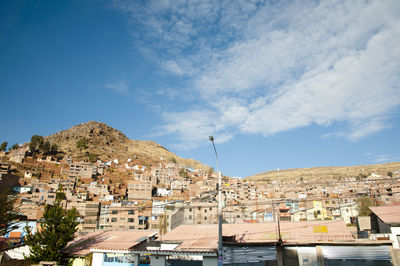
<box><xmin>0</xmin><ymin>162</ymin><xmax>10</xmax><ymax>177</ymax></box>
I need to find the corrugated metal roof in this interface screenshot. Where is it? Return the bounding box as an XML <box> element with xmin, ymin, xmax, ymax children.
<box><xmin>322</xmin><ymin>246</ymin><xmax>391</xmax><ymax>260</ymax></box>
<box><xmin>223</xmin><ymin>246</ymin><xmax>276</xmax><ymax>264</ymax></box>
<box><xmin>64</xmin><ymin>230</ymin><xmax>157</xmax><ymax>256</ymax></box>
<box><xmin>162</xmin><ymin>220</ymin><xmax>353</xmax><ymax>251</ymax></box>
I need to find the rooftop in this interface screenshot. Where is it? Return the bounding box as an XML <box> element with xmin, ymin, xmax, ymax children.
<box><xmin>63</xmin><ymin>230</ymin><xmax>157</xmax><ymax>256</ymax></box>
<box><xmin>162</xmin><ymin>220</ymin><xmax>354</xmax><ymax>251</ymax></box>
<box><xmin>369</xmin><ymin>205</ymin><xmax>400</xmax><ymax>224</ymax></box>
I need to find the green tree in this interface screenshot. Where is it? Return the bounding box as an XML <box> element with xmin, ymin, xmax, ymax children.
<box><xmin>0</xmin><ymin>190</ymin><xmax>19</xmax><ymax>236</ymax></box>
<box><xmin>42</xmin><ymin>141</ymin><xmax>51</xmax><ymax>155</ymax></box>
<box><xmin>0</xmin><ymin>141</ymin><xmax>8</xmax><ymax>151</ymax></box>
<box><xmin>11</xmin><ymin>143</ymin><xmax>20</xmax><ymax>150</ymax></box>
<box><xmin>55</xmin><ymin>185</ymin><xmax>66</xmax><ymax>200</ymax></box>
<box><xmin>30</xmin><ymin>135</ymin><xmax>44</xmax><ymax>152</ymax></box>
<box><xmin>357</xmin><ymin>196</ymin><xmax>374</xmax><ymax>216</ymax></box>
<box><xmin>179</xmin><ymin>168</ymin><xmax>188</xmax><ymax>178</ymax></box>
<box><xmin>388</xmin><ymin>171</ymin><xmax>393</xmax><ymax>178</ymax></box>
<box><xmin>24</xmin><ymin>195</ymin><xmax>78</xmax><ymax>265</ymax></box>
<box><xmin>88</xmin><ymin>153</ymin><xmax>98</xmax><ymax>163</ymax></box>
<box><xmin>76</xmin><ymin>138</ymin><xmax>88</xmax><ymax>150</ymax></box>
<box><xmin>50</xmin><ymin>144</ymin><xmax>58</xmax><ymax>154</ymax></box>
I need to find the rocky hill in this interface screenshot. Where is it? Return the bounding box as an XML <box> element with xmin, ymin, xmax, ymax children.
<box><xmin>45</xmin><ymin>121</ymin><xmax>208</xmax><ymax>169</ymax></box>
<box><xmin>246</xmin><ymin>161</ymin><xmax>400</xmax><ymax>183</ymax></box>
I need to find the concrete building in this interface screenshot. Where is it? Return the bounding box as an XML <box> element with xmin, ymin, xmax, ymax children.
<box><xmin>127</xmin><ymin>181</ymin><xmax>152</xmax><ymax>200</ymax></box>
<box><xmin>9</xmin><ymin>149</ymin><xmax>26</xmax><ymax>163</ymax></box>
<box><xmin>0</xmin><ymin>162</ymin><xmax>10</xmax><ymax>177</ymax></box>
<box><xmin>99</xmin><ymin>202</ymin><xmax>151</xmax><ymax>231</ymax></box>
<box><xmin>183</xmin><ymin>201</ymin><xmax>218</xmax><ymax>225</ymax></box>
<box><xmin>62</xmin><ymin>162</ymin><xmax>97</xmax><ymax>178</ymax></box>
<box><xmin>67</xmin><ymin>201</ymin><xmax>100</xmax><ymax>232</ymax></box>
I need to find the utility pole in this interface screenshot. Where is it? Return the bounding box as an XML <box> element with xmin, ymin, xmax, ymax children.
<box><xmin>338</xmin><ymin>194</ymin><xmax>342</xmax><ymax>220</ymax></box>
<box><xmin>276</xmin><ymin>207</ymin><xmax>282</xmax><ymax>242</ymax></box>
<box><xmin>272</xmin><ymin>200</ymin><xmax>275</xmax><ymax>222</ymax></box>
<box><xmin>209</xmin><ymin>136</ymin><xmax>223</xmax><ymax>266</ymax></box>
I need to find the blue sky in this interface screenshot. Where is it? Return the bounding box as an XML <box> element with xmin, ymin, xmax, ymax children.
<box><xmin>1</xmin><ymin>0</ymin><xmax>400</xmax><ymax>177</ymax></box>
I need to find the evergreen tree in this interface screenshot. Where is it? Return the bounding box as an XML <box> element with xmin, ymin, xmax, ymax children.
<box><xmin>11</xmin><ymin>143</ymin><xmax>20</xmax><ymax>150</ymax></box>
<box><xmin>29</xmin><ymin>135</ymin><xmax>44</xmax><ymax>156</ymax></box>
<box><xmin>30</xmin><ymin>135</ymin><xmax>44</xmax><ymax>149</ymax></box>
<box><xmin>0</xmin><ymin>190</ymin><xmax>19</xmax><ymax>236</ymax></box>
<box><xmin>0</xmin><ymin>141</ymin><xmax>7</xmax><ymax>151</ymax></box>
<box><xmin>24</xmin><ymin>194</ymin><xmax>78</xmax><ymax>265</ymax></box>
<box><xmin>50</xmin><ymin>144</ymin><xmax>58</xmax><ymax>154</ymax></box>
<box><xmin>41</xmin><ymin>141</ymin><xmax>51</xmax><ymax>155</ymax></box>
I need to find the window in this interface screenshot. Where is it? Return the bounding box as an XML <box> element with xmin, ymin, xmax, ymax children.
<box><xmin>198</xmin><ymin>207</ymin><xmax>201</xmax><ymax>211</ymax></box>
<box><xmin>189</xmin><ymin>215</ymin><xmax>192</xmax><ymax>219</ymax></box>
<box><xmin>189</xmin><ymin>208</ymin><xmax>192</xmax><ymax>212</ymax></box>
<box><xmin>128</xmin><ymin>210</ymin><xmax>135</xmax><ymax>215</ymax></box>
<box><xmin>104</xmin><ymin>253</ymin><xmax>114</xmax><ymax>263</ymax></box>
<box><xmin>209</xmin><ymin>207</ymin><xmax>212</xmax><ymax>211</ymax></box>
<box><xmin>204</xmin><ymin>209</ymin><xmax>207</xmax><ymax>213</ymax></box>
<box><xmin>129</xmin><ymin>226</ymin><xmax>135</xmax><ymax>229</ymax></box>
<box><xmin>115</xmin><ymin>254</ymin><xmax>124</xmax><ymax>263</ymax></box>
<box><xmin>204</xmin><ymin>217</ymin><xmax>207</xmax><ymax>220</ymax></box>
<box><xmin>111</xmin><ymin>218</ymin><xmax>117</xmax><ymax>222</ymax></box>
<box><xmin>112</xmin><ymin>210</ymin><xmax>118</xmax><ymax>214</ymax></box>
<box><xmin>128</xmin><ymin>218</ymin><xmax>134</xmax><ymax>223</ymax></box>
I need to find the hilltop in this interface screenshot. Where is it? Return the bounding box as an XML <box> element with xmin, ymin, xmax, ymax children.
<box><xmin>45</xmin><ymin>121</ymin><xmax>208</xmax><ymax>169</ymax></box>
<box><xmin>246</xmin><ymin>161</ymin><xmax>400</xmax><ymax>183</ymax></box>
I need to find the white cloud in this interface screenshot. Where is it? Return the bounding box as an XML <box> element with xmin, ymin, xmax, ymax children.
<box><xmin>160</xmin><ymin>110</ymin><xmax>233</xmax><ymax>150</ymax></box>
<box><xmin>114</xmin><ymin>0</ymin><xmax>400</xmax><ymax>148</ymax></box>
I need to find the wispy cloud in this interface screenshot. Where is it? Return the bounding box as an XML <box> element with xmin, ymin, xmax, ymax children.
<box><xmin>374</xmin><ymin>154</ymin><xmax>393</xmax><ymax>163</ymax></box>
<box><xmin>365</xmin><ymin>152</ymin><xmax>400</xmax><ymax>163</ymax></box>
<box><xmin>105</xmin><ymin>81</ymin><xmax>132</xmax><ymax>97</ymax></box>
<box><xmin>114</xmin><ymin>0</ymin><xmax>400</xmax><ymax>148</ymax></box>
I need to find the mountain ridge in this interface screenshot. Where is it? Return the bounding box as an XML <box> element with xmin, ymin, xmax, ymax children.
<box><xmin>246</xmin><ymin>161</ymin><xmax>400</xmax><ymax>182</ymax></box>
<box><xmin>45</xmin><ymin>121</ymin><xmax>208</xmax><ymax>170</ymax></box>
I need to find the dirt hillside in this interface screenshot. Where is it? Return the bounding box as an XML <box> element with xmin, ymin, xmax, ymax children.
<box><xmin>246</xmin><ymin>161</ymin><xmax>400</xmax><ymax>183</ymax></box>
<box><xmin>45</xmin><ymin>121</ymin><xmax>208</xmax><ymax>169</ymax></box>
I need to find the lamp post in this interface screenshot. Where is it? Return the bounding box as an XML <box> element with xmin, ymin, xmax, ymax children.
<box><xmin>209</xmin><ymin>136</ymin><xmax>223</xmax><ymax>266</ymax></box>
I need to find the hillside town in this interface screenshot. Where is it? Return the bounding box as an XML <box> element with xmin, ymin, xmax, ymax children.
<box><xmin>1</xmin><ymin>135</ymin><xmax>400</xmax><ymax>265</ymax></box>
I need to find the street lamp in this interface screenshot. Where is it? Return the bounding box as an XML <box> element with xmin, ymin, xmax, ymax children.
<box><xmin>209</xmin><ymin>136</ymin><xmax>223</xmax><ymax>266</ymax></box>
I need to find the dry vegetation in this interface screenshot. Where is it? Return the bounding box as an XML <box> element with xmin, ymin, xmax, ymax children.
<box><xmin>45</xmin><ymin>121</ymin><xmax>208</xmax><ymax>170</ymax></box>
<box><xmin>246</xmin><ymin>161</ymin><xmax>400</xmax><ymax>183</ymax></box>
